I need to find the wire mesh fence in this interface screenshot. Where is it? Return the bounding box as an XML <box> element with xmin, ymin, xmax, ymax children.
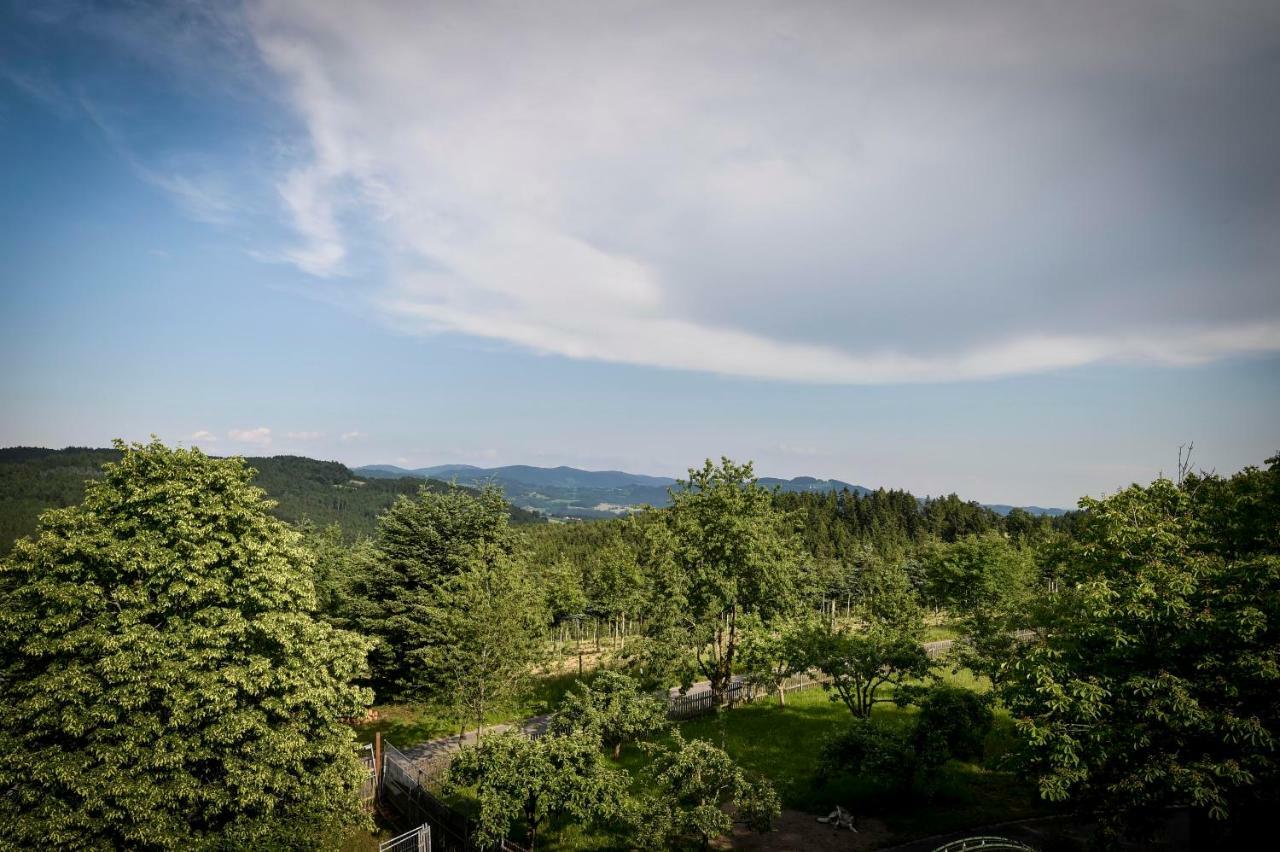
<box><xmin>380</xmin><ymin>740</ymin><xmax>530</xmax><ymax>852</ymax></box>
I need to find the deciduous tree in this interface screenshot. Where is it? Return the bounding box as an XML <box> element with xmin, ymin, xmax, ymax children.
<box><xmin>634</xmin><ymin>732</ymin><xmax>779</xmax><ymax>848</ymax></box>
<box><xmin>446</xmin><ymin>730</ymin><xmax>628</xmax><ymax>849</ymax></box>
<box><xmin>548</xmin><ymin>670</ymin><xmax>667</xmax><ymax>758</ymax></box>
<box><xmin>1001</xmin><ymin>465</ymin><xmax>1280</xmax><ymax>843</ymax></box>
<box><xmin>0</xmin><ymin>440</ymin><xmax>373</xmax><ymax>850</ymax></box>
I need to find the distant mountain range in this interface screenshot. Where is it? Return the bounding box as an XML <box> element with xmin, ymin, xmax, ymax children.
<box><xmin>355</xmin><ymin>463</ymin><xmax>1065</xmax><ymax>520</ymax></box>
<box><xmin>0</xmin><ymin>448</ymin><xmax>543</xmax><ymax>552</ymax></box>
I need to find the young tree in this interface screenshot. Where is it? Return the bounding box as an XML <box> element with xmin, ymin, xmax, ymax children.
<box><xmin>416</xmin><ymin>540</ymin><xmax>547</xmax><ymax>739</ymax></box>
<box><xmin>445</xmin><ymin>730</ymin><xmax>628</xmax><ymax>849</ymax></box>
<box><xmin>737</xmin><ymin>612</ymin><xmax>811</xmax><ymax>706</ymax></box>
<box><xmin>797</xmin><ymin>621</ymin><xmax>931</xmax><ymax>718</ymax></box>
<box><xmin>0</xmin><ymin>440</ymin><xmax>373</xmax><ymax>849</ymax></box>
<box><xmin>548</xmin><ymin>670</ymin><xmax>668</xmax><ymax>758</ymax></box>
<box><xmin>656</xmin><ymin>458</ymin><xmax>805</xmax><ymax>705</ymax></box>
<box><xmin>634</xmin><ymin>732</ymin><xmax>780</xmax><ymax>849</ymax></box>
<box><xmin>1001</xmin><ymin>465</ymin><xmax>1280</xmax><ymax>843</ymax></box>
<box><xmin>360</xmin><ymin>484</ymin><xmax>514</xmax><ymax>698</ymax></box>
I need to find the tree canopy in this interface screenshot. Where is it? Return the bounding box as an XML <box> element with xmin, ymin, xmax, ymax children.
<box><xmin>1001</xmin><ymin>459</ymin><xmax>1280</xmax><ymax>843</ymax></box>
<box><xmin>0</xmin><ymin>440</ymin><xmax>373</xmax><ymax>850</ymax></box>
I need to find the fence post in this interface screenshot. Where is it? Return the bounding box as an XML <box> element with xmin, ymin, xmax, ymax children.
<box><xmin>374</xmin><ymin>732</ymin><xmax>383</xmax><ymax>802</ymax></box>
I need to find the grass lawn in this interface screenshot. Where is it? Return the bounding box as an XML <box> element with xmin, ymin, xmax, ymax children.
<box><xmin>455</xmin><ymin>669</ymin><xmax>1049</xmax><ymax>850</ymax></box>
<box><xmin>352</xmin><ymin>670</ymin><xmax>598</xmax><ymax>747</ymax></box>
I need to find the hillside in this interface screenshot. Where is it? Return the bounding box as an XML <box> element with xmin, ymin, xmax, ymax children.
<box><xmin>0</xmin><ymin>447</ymin><xmax>543</xmax><ymax>552</ymax></box>
<box><xmin>355</xmin><ymin>462</ymin><xmax>1062</xmax><ymax>520</ymax></box>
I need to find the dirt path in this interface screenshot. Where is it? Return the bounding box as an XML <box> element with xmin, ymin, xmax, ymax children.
<box><xmin>399</xmin><ymin>715</ymin><xmax>552</xmax><ymax>768</ymax></box>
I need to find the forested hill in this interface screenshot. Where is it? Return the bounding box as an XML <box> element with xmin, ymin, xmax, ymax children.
<box><xmin>0</xmin><ymin>447</ymin><xmax>543</xmax><ymax>552</ymax></box>
<box><xmin>357</xmin><ymin>462</ymin><xmax>1066</xmax><ymax>520</ymax></box>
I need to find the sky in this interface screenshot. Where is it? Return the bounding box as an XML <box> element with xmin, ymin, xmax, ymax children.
<box><xmin>1</xmin><ymin>0</ymin><xmax>1277</xmax><ymax>508</ymax></box>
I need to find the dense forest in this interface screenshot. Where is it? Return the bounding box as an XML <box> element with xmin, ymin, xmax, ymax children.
<box><xmin>0</xmin><ymin>446</ymin><xmax>543</xmax><ymax>551</ymax></box>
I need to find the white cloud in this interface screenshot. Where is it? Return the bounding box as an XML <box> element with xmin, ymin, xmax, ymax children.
<box><xmin>228</xmin><ymin>426</ymin><xmax>273</xmax><ymax>445</ymax></box>
<box><xmin>190</xmin><ymin>429</ymin><xmax>218</xmax><ymax>443</ymax></box>
<box><xmin>340</xmin><ymin>430</ymin><xmax>364</xmax><ymax>441</ymax></box>
<box><xmin>285</xmin><ymin>430</ymin><xmax>323</xmax><ymax>440</ymax></box>
<box><xmin>248</xmin><ymin>0</ymin><xmax>1280</xmax><ymax>384</ymax></box>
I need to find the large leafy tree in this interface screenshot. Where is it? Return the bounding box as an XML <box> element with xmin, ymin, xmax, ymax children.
<box><xmin>445</xmin><ymin>730</ymin><xmax>628</xmax><ymax>849</ymax></box>
<box><xmin>654</xmin><ymin>458</ymin><xmax>804</xmax><ymax>704</ymax></box>
<box><xmin>1001</xmin><ymin>461</ymin><xmax>1280</xmax><ymax>843</ymax></box>
<box><xmin>0</xmin><ymin>440</ymin><xmax>373</xmax><ymax>850</ymax></box>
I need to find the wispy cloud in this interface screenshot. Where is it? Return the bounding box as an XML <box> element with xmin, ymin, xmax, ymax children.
<box><xmin>340</xmin><ymin>430</ymin><xmax>365</xmax><ymax>441</ymax></box>
<box><xmin>285</xmin><ymin>430</ymin><xmax>323</xmax><ymax>440</ymax></box>
<box><xmin>189</xmin><ymin>429</ymin><xmax>218</xmax><ymax>443</ymax></box>
<box><xmin>228</xmin><ymin>426</ymin><xmax>272</xmax><ymax>446</ymax></box>
<box><xmin>238</xmin><ymin>1</ymin><xmax>1280</xmax><ymax>384</ymax></box>
<box><xmin>77</xmin><ymin>95</ymin><xmax>237</xmax><ymax>225</ymax></box>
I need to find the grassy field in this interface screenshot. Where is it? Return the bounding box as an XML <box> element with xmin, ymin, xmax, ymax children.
<box><xmin>352</xmin><ymin>669</ymin><xmax>597</xmax><ymax>747</ymax></box>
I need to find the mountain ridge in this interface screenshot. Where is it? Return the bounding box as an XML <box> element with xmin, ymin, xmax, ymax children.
<box><xmin>354</xmin><ymin>462</ymin><xmax>1065</xmax><ymax>518</ymax></box>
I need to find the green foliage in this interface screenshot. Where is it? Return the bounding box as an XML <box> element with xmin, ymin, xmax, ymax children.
<box><xmin>819</xmin><ymin>685</ymin><xmax>995</xmax><ymax>799</ymax></box>
<box><xmin>634</xmin><ymin>731</ymin><xmax>780</xmax><ymax>848</ymax></box>
<box><xmin>548</xmin><ymin>671</ymin><xmax>668</xmax><ymax>758</ymax></box>
<box><xmin>1000</xmin><ymin>460</ymin><xmax>1280</xmax><ymax>841</ymax></box>
<box><xmin>418</xmin><ymin>543</ymin><xmax>548</xmax><ymax>736</ymax></box>
<box><xmin>913</xmin><ymin>685</ymin><xmax>995</xmax><ymax>763</ymax></box>
<box><xmin>736</xmin><ymin>612</ymin><xmax>811</xmax><ymax>705</ymax></box>
<box><xmin>445</xmin><ymin>730</ymin><xmax>628</xmax><ymax>849</ymax></box>
<box><xmin>920</xmin><ymin>533</ymin><xmax>1038</xmax><ymax>684</ymax></box>
<box><xmin>796</xmin><ymin>620</ymin><xmax>932</xmax><ymax>717</ymax></box>
<box><xmin>643</xmin><ymin>458</ymin><xmax>806</xmax><ymax>703</ymax></box>
<box><xmin>0</xmin><ymin>440</ymin><xmax>373</xmax><ymax>850</ymax></box>
<box><xmin>355</xmin><ymin>484</ymin><xmax>532</xmax><ymax>699</ymax></box>
<box><xmin>920</xmin><ymin>531</ymin><xmax>1036</xmax><ymax>615</ymax></box>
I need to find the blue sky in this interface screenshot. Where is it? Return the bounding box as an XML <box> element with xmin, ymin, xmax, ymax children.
<box><xmin>2</xmin><ymin>1</ymin><xmax>1278</xmax><ymax>508</ymax></box>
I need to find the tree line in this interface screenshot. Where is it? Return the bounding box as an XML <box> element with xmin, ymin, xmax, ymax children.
<box><xmin>1</xmin><ymin>440</ymin><xmax>1275</xmax><ymax>848</ymax></box>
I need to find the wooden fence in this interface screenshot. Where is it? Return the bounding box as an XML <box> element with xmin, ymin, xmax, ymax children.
<box><xmin>666</xmin><ymin>671</ymin><xmax>832</xmax><ymax>721</ymax></box>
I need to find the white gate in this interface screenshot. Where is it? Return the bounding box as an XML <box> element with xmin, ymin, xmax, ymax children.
<box><xmin>379</xmin><ymin>823</ymin><xmax>431</xmax><ymax>852</ymax></box>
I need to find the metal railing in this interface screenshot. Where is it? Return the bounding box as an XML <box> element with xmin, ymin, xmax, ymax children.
<box><xmin>931</xmin><ymin>836</ymin><xmax>1038</xmax><ymax>852</ymax></box>
<box><xmin>380</xmin><ymin>824</ymin><xmax>431</xmax><ymax>852</ymax></box>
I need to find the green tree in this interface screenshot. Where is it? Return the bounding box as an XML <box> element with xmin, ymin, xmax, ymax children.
<box><xmin>797</xmin><ymin>621</ymin><xmax>931</xmax><ymax>718</ymax></box>
<box><xmin>737</xmin><ymin>612</ymin><xmax>811</xmax><ymax>706</ymax></box>
<box><xmin>548</xmin><ymin>670</ymin><xmax>668</xmax><ymax>758</ymax></box>
<box><xmin>655</xmin><ymin>458</ymin><xmax>805</xmax><ymax>705</ymax></box>
<box><xmin>445</xmin><ymin>730</ymin><xmax>628</xmax><ymax>849</ymax></box>
<box><xmin>360</xmin><ymin>484</ymin><xmax>514</xmax><ymax>698</ymax></box>
<box><xmin>852</xmin><ymin>554</ymin><xmax>924</xmax><ymax>634</ymax></box>
<box><xmin>1001</xmin><ymin>466</ymin><xmax>1280</xmax><ymax>843</ymax></box>
<box><xmin>416</xmin><ymin>539</ymin><xmax>547</xmax><ymax>739</ymax></box>
<box><xmin>818</xmin><ymin>686</ymin><xmax>992</xmax><ymax>798</ymax></box>
<box><xmin>0</xmin><ymin>440</ymin><xmax>373</xmax><ymax>850</ymax></box>
<box><xmin>634</xmin><ymin>731</ymin><xmax>780</xmax><ymax>849</ymax></box>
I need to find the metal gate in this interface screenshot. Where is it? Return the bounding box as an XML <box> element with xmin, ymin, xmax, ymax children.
<box><xmin>380</xmin><ymin>824</ymin><xmax>431</xmax><ymax>852</ymax></box>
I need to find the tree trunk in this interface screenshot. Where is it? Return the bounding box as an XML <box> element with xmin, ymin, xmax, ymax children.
<box><xmin>777</xmin><ymin>685</ymin><xmax>786</xmax><ymax>706</ymax></box>
<box><xmin>612</xmin><ymin>741</ymin><xmax>622</xmax><ymax>760</ymax></box>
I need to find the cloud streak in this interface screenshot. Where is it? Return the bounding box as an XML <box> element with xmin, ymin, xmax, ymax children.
<box><xmin>246</xmin><ymin>0</ymin><xmax>1280</xmax><ymax>384</ymax></box>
